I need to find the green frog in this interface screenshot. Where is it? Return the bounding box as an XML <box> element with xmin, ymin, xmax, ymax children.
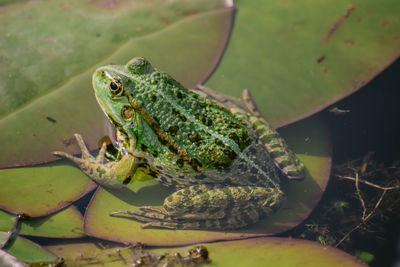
<box><xmin>54</xmin><ymin>57</ymin><xmax>305</xmax><ymax>230</ymax></box>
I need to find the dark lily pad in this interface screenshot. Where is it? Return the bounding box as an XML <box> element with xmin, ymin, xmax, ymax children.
<box><xmin>84</xmin><ymin>114</ymin><xmax>331</xmax><ymax>246</ymax></box>
<box><xmin>0</xmin><ymin>161</ymin><xmax>96</xmax><ymax>217</ymax></box>
<box><xmin>206</xmin><ymin>0</ymin><xmax>400</xmax><ymax>127</ymax></box>
<box><xmin>45</xmin><ymin>237</ymin><xmax>366</xmax><ymax>266</ymax></box>
<box><xmin>20</xmin><ymin>205</ymin><xmax>84</xmax><ymax>238</ymax></box>
<box><xmin>0</xmin><ymin>211</ymin><xmax>17</xmax><ymax>248</ymax></box>
<box><xmin>0</xmin><ymin>0</ymin><xmax>233</xmax><ymax>168</ymax></box>
<box><xmin>3</xmin><ymin>236</ymin><xmax>60</xmax><ymax>266</ymax></box>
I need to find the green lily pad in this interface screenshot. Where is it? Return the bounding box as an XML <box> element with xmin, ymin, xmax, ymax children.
<box><xmin>206</xmin><ymin>0</ymin><xmax>400</xmax><ymax>127</ymax></box>
<box><xmin>0</xmin><ymin>211</ymin><xmax>18</xmax><ymax>248</ymax></box>
<box><xmin>45</xmin><ymin>237</ymin><xmax>366</xmax><ymax>266</ymax></box>
<box><xmin>156</xmin><ymin>237</ymin><xmax>367</xmax><ymax>267</ymax></box>
<box><xmin>20</xmin><ymin>205</ymin><xmax>84</xmax><ymax>238</ymax></box>
<box><xmin>0</xmin><ymin>161</ymin><xmax>96</xmax><ymax>217</ymax></box>
<box><xmin>0</xmin><ymin>0</ymin><xmax>233</xmax><ymax>168</ymax></box>
<box><xmin>84</xmin><ymin>114</ymin><xmax>331</xmax><ymax>246</ymax></box>
<box><xmin>3</xmin><ymin>236</ymin><xmax>60</xmax><ymax>265</ymax></box>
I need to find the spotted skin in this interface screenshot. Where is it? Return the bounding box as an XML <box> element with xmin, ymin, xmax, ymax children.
<box><xmin>111</xmin><ymin>184</ymin><xmax>284</xmax><ymax>230</ymax></box>
<box><xmin>232</xmin><ymin>107</ymin><xmax>304</xmax><ymax>179</ymax></box>
<box><xmin>54</xmin><ymin>57</ymin><xmax>305</xmax><ymax>230</ymax></box>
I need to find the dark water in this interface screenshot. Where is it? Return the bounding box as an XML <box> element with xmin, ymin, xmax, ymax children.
<box><xmin>285</xmin><ymin>57</ymin><xmax>400</xmax><ymax>267</ymax></box>
<box><xmin>331</xmin><ymin>58</ymin><xmax>400</xmax><ymax>164</ymax></box>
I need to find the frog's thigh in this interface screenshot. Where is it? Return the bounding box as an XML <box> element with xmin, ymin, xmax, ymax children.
<box><xmin>163</xmin><ymin>185</ymin><xmax>285</xmax><ymax>222</ymax></box>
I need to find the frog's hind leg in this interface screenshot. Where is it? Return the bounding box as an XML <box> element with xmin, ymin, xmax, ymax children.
<box><xmin>110</xmin><ymin>184</ymin><xmax>285</xmax><ymax>230</ymax></box>
<box><xmin>111</xmin><ymin>209</ymin><xmax>257</xmax><ymax>230</ymax></box>
<box><xmin>232</xmin><ymin>90</ymin><xmax>305</xmax><ymax>179</ymax></box>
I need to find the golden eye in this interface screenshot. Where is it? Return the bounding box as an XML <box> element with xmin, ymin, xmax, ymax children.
<box><xmin>121</xmin><ymin>105</ymin><xmax>134</xmax><ymax>121</ymax></box>
<box><xmin>109</xmin><ymin>77</ymin><xmax>123</xmax><ymax>97</ymax></box>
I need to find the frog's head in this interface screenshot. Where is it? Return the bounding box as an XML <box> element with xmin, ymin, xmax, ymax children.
<box><xmin>92</xmin><ymin>57</ymin><xmax>156</xmax><ymax>148</ymax></box>
<box><xmin>92</xmin><ymin>64</ymin><xmax>135</xmax><ymax>142</ymax></box>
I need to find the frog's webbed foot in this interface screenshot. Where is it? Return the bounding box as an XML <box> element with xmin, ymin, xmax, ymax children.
<box><xmin>110</xmin><ymin>185</ymin><xmax>285</xmax><ymax>230</ymax></box>
<box><xmin>110</xmin><ymin>207</ymin><xmax>179</xmax><ymax>230</ymax></box>
<box><xmin>53</xmin><ymin>134</ymin><xmax>139</xmax><ymax>188</ymax></box>
<box><xmin>53</xmin><ymin>134</ymin><xmax>107</xmax><ymax>166</ymax></box>
<box><xmin>110</xmin><ymin>207</ymin><xmax>250</xmax><ymax>230</ymax></box>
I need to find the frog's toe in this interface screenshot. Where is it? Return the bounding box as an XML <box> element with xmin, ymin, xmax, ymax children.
<box><xmin>53</xmin><ymin>151</ymin><xmax>84</xmax><ymax>165</ymax></box>
<box><xmin>141</xmin><ymin>221</ymin><xmax>178</xmax><ymax>230</ymax></box>
<box><xmin>110</xmin><ymin>209</ymin><xmax>175</xmax><ymax>229</ymax></box>
<box><xmin>73</xmin><ymin>133</ymin><xmax>92</xmax><ymax>159</ymax></box>
<box><xmin>53</xmin><ymin>134</ymin><xmax>96</xmax><ymax>164</ymax></box>
<box><xmin>138</xmin><ymin>206</ymin><xmax>166</xmax><ymax>214</ymax></box>
<box><xmin>240</xmin><ymin>89</ymin><xmax>262</xmax><ymax>117</ymax></box>
<box><xmin>95</xmin><ymin>141</ymin><xmax>107</xmax><ymax>164</ymax></box>
<box><xmin>110</xmin><ymin>209</ymin><xmax>180</xmax><ymax>229</ymax></box>
<box><xmin>110</xmin><ymin>208</ymin><xmax>168</xmax><ymax>221</ymax></box>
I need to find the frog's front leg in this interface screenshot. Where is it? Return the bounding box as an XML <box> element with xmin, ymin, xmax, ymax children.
<box><xmin>53</xmin><ymin>134</ymin><xmax>144</xmax><ymax>188</ymax></box>
<box><xmin>110</xmin><ymin>184</ymin><xmax>285</xmax><ymax>230</ymax></box>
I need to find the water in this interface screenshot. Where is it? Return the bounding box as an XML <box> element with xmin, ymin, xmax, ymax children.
<box><xmin>285</xmin><ymin>58</ymin><xmax>400</xmax><ymax>266</ymax></box>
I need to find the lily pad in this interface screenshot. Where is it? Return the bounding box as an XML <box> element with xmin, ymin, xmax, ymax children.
<box><xmin>0</xmin><ymin>249</ymin><xmax>28</xmax><ymax>267</ymax></box>
<box><xmin>3</xmin><ymin>236</ymin><xmax>60</xmax><ymax>266</ymax></box>
<box><xmin>45</xmin><ymin>237</ymin><xmax>366</xmax><ymax>266</ymax></box>
<box><xmin>0</xmin><ymin>211</ymin><xmax>18</xmax><ymax>248</ymax></box>
<box><xmin>20</xmin><ymin>205</ymin><xmax>84</xmax><ymax>238</ymax></box>
<box><xmin>0</xmin><ymin>161</ymin><xmax>96</xmax><ymax>217</ymax></box>
<box><xmin>0</xmin><ymin>0</ymin><xmax>233</xmax><ymax>168</ymax></box>
<box><xmin>84</xmin><ymin>114</ymin><xmax>331</xmax><ymax>246</ymax></box>
<box><xmin>206</xmin><ymin>0</ymin><xmax>400</xmax><ymax>127</ymax></box>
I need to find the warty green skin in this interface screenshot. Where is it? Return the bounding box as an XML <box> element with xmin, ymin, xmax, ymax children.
<box><xmin>54</xmin><ymin>57</ymin><xmax>305</xmax><ymax>230</ymax></box>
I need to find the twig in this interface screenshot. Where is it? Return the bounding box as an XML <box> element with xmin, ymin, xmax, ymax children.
<box><xmin>335</xmin><ymin>222</ymin><xmax>362</xmax><ymax>247</ymax></box>
<box><xmin>334</xmin><ymin>159</ymin><xmax>398</xmax><ymax>248</ymax></box>
<box><xmin>354</xmin><ymin>173</ymin><xmax>366</xmax><ymax>219</ymax></box>
<box><xmin>335</xmin><ymin>189</ymin><xmax>387</xmax><ymax>247</ymax></box>
<box><xmin>364</xmin><ymin>189</ymin><xmax>387</xmax><ymax>222</ymax></box>
<box><xmin>335</xmin><ymin>174</ymin><xmax>400</xmax><ymax>190</ymax></box>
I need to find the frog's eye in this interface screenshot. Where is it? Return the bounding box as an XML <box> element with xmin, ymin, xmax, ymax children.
<box><xmin>127</xmin><ymin>57</ymin><xmax>154</xmax><ymax>74</ymax></box>
<box><xmin>109</xmin><ymin>77</ymin><xmax>123</xmax><ymax>97</ymax></box>
<box><xmin>121</xmin><ymin>105</ymin><xmax>134</xmax><ymax>121</ymax></box>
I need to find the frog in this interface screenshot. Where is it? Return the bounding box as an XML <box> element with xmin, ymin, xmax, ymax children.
<box><xmin>54</xmin><ymin>57</ymin><xmax>305</xmax><ymax>230</ymax></box>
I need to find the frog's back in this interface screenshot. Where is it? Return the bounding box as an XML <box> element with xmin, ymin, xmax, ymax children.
<box><xmin>124</xmin><ymin>62</ymin><xmax>251</xmax><ymax>173</ymax></box>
